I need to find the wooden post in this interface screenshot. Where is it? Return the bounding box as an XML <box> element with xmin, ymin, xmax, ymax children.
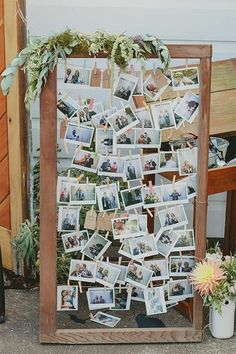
<box><xmin>39</xmin><ymin>71</ymin><xmax>57</xmax><ymax>337</ymax></box>
<box><xmin>193</xmin><ymin>55</ymin><xmax>212</xmax><ymax>330</ymax></box>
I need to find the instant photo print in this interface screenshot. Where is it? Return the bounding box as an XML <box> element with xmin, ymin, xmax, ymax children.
<box><xmin>56</xmin><ymin>285</ymin><xmax>78</xmax><ymax>311</ymax></box>
<box><xmin>69</xmin><ymin>260</ymin><xmax>96</xmax><ymax>282</ymax></box>
<box><xmin>71</xmin><ymin>148</ymin><xmax>99</xmax><ymax>173</ymax></box>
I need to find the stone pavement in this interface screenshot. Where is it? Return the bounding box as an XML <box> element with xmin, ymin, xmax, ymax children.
<box><xmin>0</xmin><ymin>289</ymin><xmax>235</xmax><ymax>354</ymax></box>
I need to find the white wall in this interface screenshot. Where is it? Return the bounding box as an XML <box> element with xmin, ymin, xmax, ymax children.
<box><xmin>26</xmin><ymin>0</ymin><xmax>234</xmax><ymax>237</ymax></box>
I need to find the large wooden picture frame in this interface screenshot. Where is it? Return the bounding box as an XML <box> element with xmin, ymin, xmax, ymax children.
<box><xmin>39</xmin><ymin>45</ymin><xmax>212</xmax><ymax>344</ymax></box>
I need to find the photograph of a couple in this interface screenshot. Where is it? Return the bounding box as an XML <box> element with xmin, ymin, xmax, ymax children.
<box><xmin>87</xmin><ymin>288</ymin><xmax>114</xmax><ymax>310</ymax></box>
<box><xmin>144</xmin><ymin>287</ymin><xmax>167</xmax><ymax>316</ymax></box>
<box><xmin>81</xmin><ymin>233</ymin><xmax>111</xmax><ymax>260</ymax></box>
<box><xmin>90</xmin><ymin>312</ymin><xmax>121</xmax><ymax>328</ymax></box>
<box><xmin>151</xmin><ymin>102</ymin><xmax>176</xmax><ymax>130</ymax></box>
<box><xmin>64</xmin><ymin>66</ymin><xmax>91</xmax><ymax>86</ymax></box>
<box><xmin>125</xmin><ymin>263</ymin><xmax>153</xmax><ymax>289</ymax></box>
<box><xmin>107</xmin><ymin>106</ymin><xmax>139</xmax><ymax>136</ymax></box>
<box><xmin>95</xmin><ymin>262</ymin><xmax>120</xmax><ymax>287</ymax></box>
<box><xmin>116</xmin><ymin>131</ymin><xmax>135</xmax><ymax>146</ymax></box>
<box><xmin>70</xmin><ymin>183</ymin><xmax>96</xmax><ymax>205</ymax></box>
<box><xmin>69</xmin><ymin>260</ymin><xmax>96</xmax><ymax>282</ymax></box>
<box><xmin>57</xmin><ymin>285</ymin><xmax>78</xmax><ymax>311</ymax></box>
<box><xmin>113</xmin><ymin>73</ymin><xmax>138</xmax><ymax>102</ymax></box>
<box><xmin>72</xmin><ymin>149</ymin><xmax>99</xmax><ymax>173</ymax></box>
<box><xmin>174</xmin><ymin>229</ymin><xmax>195</xmax><ymax>251</ymax></box>
<box><xmin>62</xmin><ymin>230</ymin><xmax>89</xmax><ymax>253</ymax></box>
<box><xmin>144</xmin><ymin>259</ymin><xmax>169</xmax><ymax>281</ymax></box>
<box><xmin>96</xmin><ymin>183</ymin><xmax>120</xmax><ymax>212</ymax></box>
<box><xmin>141</xmin><ymin>153</ymin><xmax>158</xmax><ymax>175</ymax></box>
<box><xmin>135</xmin><ymin>129</ymin><xmax>161</xmax><ymax>147</ymax></box>
<box><xmin>58</xmin><ymin>206</ymin><xmax>79</xmax><ymax>232</ymax></box>
<box><xmin>174</xmin><ymin>91</ymin><xmax>199</xmax><ymax>123</ymax></box>
<box><xmin>57</xmin><ymin>97</ymin><xmax>78</xmax><ymax>119</ymax></box>
<box><xmin>129</xmin><ymin>235</ymin><xmax>157</xmax><ymax>259</ymax></box>
<box><xmin>98</xmin><ymin>156</ymin><xmax>125</xmax><ymax>177</ymax></box>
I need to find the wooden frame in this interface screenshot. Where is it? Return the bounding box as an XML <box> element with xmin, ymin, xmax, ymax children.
<box><xmin>39</xmin><ymin>45</ymin><xmax>212</xmax><ymax>343</ymax></box>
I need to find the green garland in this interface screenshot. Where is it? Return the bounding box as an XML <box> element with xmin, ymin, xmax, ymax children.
<box><xmin>1</xmin><ymin>29</ymin><xmax>171</xmax><ymax>110</ymax></box>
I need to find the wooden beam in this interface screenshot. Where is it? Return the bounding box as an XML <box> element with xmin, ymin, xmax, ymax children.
<box><xmin>4</xmin><ymin>0</ymin><xmax>26</xmax><ymax>244</ymax></box>
<box><xmin>39</xmin><ymin>71</ymin><xmax>57</xmax><ymax>336</ymax></box>
<box><xmin>40</xmin><ymin>327</ymin><xmax>204</xmax><ymax>344</ymax></box>
<box><xmin>224</xmin><ymin>191</ymin><xmax>236</xmax><ymax>254</ymax></box>
<box><xmin>0</xmin><ymin>226</ymin><xmax>12</xmax><ymax>269</ymax></box>
<box><xmin>193</xmin><ymin>57</ymin><xmax>212</xmax><ymax>330</ymax></box>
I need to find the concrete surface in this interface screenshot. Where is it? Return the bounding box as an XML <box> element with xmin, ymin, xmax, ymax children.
<box><xmin>0</xmin><ymin>289</ymin><xmax>235</xmax><ymax>354</ymax></box>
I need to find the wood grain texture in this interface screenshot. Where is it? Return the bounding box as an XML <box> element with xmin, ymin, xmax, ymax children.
<box><xmin>0</xmin><ymin>89</ymin><xmax>6</xmax><ymax>119</ymax></box>
<box><xmin>39</xmin><ymin>70</ymin><xmax>57</xmax><ymax>336</ymax></box>
<box><xmin>0</xmin><ymin>195</ymin><xmax>10</xmax><ymax>229</ymax></box>
<box><xmin>0</xmin><ymin>226</ymin><xmax>12</xmax><ymax>269</ymax></box>
<box><xmin>40</xmin><ymin>327</ymin><xmax>204</xmax><ymax>344</ymax></box>
<box><xmin>0</xmin><ymin>155</ymin><xmax>9</xmax><ymax>203</ymax></box>
<box><xmin>0</xmin><ymin>113</ymin><xmax>7</xmax><ymax>161</ymax></box>
<box><xmin>193</xmin><ymin>57</ymin><xmax>212</xmax><ymax>330</ymax></box>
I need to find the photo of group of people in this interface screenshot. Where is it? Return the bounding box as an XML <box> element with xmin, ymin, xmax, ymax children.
<box><xmin>107</xmin><ymin>106</ymin><xmax>139</xmax><ymax>136</ymax></box>
<box><xmin>170</xmin><ymin>256</ymin><xmax>195</xmax><ymax>276</ymax></box>
<box><xmin>143</xmin><ymin>259</ymin><xmax>169</xmax><ymax>281</ymax></box>
<box><xmin>155</xmin><ymin>230</ymin><xmax>180</xmax><ymax>257</ymax></box>
<box><xmin>125</xmin><ymin>263</ymin><xmax>153</xmax><ymax>289</ymax></box>
<box><xmin>129</xmin><ymin>235</ymin><xmax>157</xmax><ymax>260</ymax></box>
<box><xmin>174</xmin><ymin>229</ymin><xmax>195</xmax><ymax>251</ymax></box>
<box><xmin>70</xmin><ymin>183</ymin><xmax>96</xmax><ymax>205</ymax></box>
<box><xmin>170</xmin><ymin>67</ymin><xmax>199</xmax><ymax>91</ymax></box>
<box><xmin>158</xmin><ymin>205</ymin><xmax>188</xmax><ymax>231</ymax></box>
<box><xmin>95</xmin><ymin>262</ymin><xmax>121</xmax><ymax>287</ymax></box>
<box><xmin>91</xmin><ymin>107</ymin><xmax>117</xmax><ymax>128</ymax></box>
<box><xmin>62</xmin><ymin>230</ymin><xmax>89</xmax><ymax>253</ymax></box>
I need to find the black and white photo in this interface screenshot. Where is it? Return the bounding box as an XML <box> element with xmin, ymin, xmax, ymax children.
<box><xmin>96</xmin><ymin>183</ymin><xmax>120</xmax><ymax>212</ymax></box>
<box><xmin>81</xmin><ymin>233</ymin><xmax>112</xmax><ymax>260</ymax></box>
<box><xmin>107</xmin><ymin>106</ymin><xmax>139</xmax><ymax>136</ymax></box>
<box><xmin>113</xmin><ymin>73</ymin><xmax>138</xmax><ymax>102</ymax></box>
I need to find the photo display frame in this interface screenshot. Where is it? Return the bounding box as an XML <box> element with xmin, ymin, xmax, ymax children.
<box><xmin>40</xmin><ymin>45</ymin><xmax>212</xmax><ymax>344</ymax></box>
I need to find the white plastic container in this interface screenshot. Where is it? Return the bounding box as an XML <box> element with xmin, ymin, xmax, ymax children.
<box><xmin>209</xmin><ymin>299</ymin><xmax>235</xmax><ymax>339</ymax></box>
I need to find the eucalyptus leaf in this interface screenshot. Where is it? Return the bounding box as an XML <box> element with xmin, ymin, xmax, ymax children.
<box><xmin>1</xmin><ymin>67</ymin><xmax>14</xmax><ymax>76</ymax></box>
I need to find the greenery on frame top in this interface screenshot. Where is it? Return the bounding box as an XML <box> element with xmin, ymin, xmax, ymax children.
<box><xmin>1</xmin><ymin>29</ymin><xmax>171</xmax><ymax>110</ymax></box>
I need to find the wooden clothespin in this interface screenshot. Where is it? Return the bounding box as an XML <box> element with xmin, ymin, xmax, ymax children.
<box><xmin>77</xmin><ymin>173</ymin><xmax>84</xmax><ymax>183</ymax></box>
<box><xmin>105</xmin><ymin>146</ymin><xmax>109</xmax><ymax>159</ymax></box>
<box><xmin>106</xmin><ymin>177</ymin><xmax>110</xmax><ymax>188</ymax></box>
<box><xmin>67</xmin><ymin>279</ymin><xmax>70</xmax><ymax>286</ymax></box>
<box><xmin>94</xmin><ymin>62</ymin><xmax>97</xmax><ymax>75</ymax></box>
<box><xmin>143</xmin><ymin>100</ymin><xmax>149</xmax><ymax>111</ymax></box>
<box><xmin>150</xmin><ymin>281</ymin><xmax>154</xmax><ymax>289</ymax></box>
<box><xmin>146</xmin><ymin>208</ymin><xmax>153</xmax><ymax>218</ymax></box>
<box><xmin>86</xmin><ymin>176</ymin><xmax>89</xmax><ymax>186</ymax></box>
<box><xmin>187</xmin><ymin>141</ymin><xmax>193</xmax><ymax>149</ymax></box>
<box><xmin>106</xmin><ymin>256</ymin><xmax>109</xmax><ymax>264</ymax></box>
<box><xmin>89</xmin><ymin>313</ymin><xmax>95</xmax><ymax>320</ymax></box>
<box><xmin>64</xmin><ymin>139</ymin><xmax>69</xmax><ymax>155</ymax></box>
<box><xmin>113</xmin><ymin>209</ymin><xmax>118</xmax><ymax>218</ymax></box>
<box><xmin>154</xmin><ymin>207</ymin><xmax>158</xmax><ymax>217</ymax></box>
<box><xmin>129</xmin><ymin>150</ymin><xmax>132</xmax><ymax>160</ymax></box>
<box><xmin>127</xmin><ymin>181</ymin><xmax>131</xmax><ymax>192</ymax></box>
<box><xmin>102</xmin><ymin>210</ymin><xmax>106</xmax><ymax>218</ymax></box>
<box><xmin>67</xmin><ymin>169</ymin><xmax>71</xmax><ymax>182</ymax></box>
<box><xmin>78</xmin><ymin>281</ymin><xmax>83</xmax><ymax>294</ymax></box>
<box><xmin>172</xmin><ymin>175</ymin><xmax>176</xmax><ymax>189</ymax></box>
<box><xmin>105</xmin><ymin>231</ymin><xmax>109</xmax><ymax>239</ymax></box>
<box><xmin>90</xmin><ymin>205</ymin><xmax>94</xmax><ymax>217</ymax></box>
<box><xmin>118</xmin><ymin>256</ymin><xmax>122</xmax><ymax>265</ymax></box>
<box><xmin>148</xmin><ymin>180</ymin><xmax>154</xmax><ymax>193</ymax></box>
<box><xmin>134</xmin><ymin>208</ymin><xmax>138</xmax><ymax>216</ymax></box>
<box><xmin>185</xmin><ymin>58</ymin><xmax>189</xmax><ymax>70</ymax></box>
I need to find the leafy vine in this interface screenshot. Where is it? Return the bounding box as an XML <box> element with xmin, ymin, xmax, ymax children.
<box><xmin>1</xmin><ymin>29</ymin><xmax>171</xmax><ymax>110</ymax></box>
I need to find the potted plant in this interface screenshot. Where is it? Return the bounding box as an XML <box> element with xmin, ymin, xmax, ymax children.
<box><xmin>190</xmin><ymin>247</ymin><xmax>236</xmax><ymax>338</ymax></box>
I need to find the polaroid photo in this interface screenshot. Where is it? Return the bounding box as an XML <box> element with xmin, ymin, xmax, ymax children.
<box><xmin>176</xmin><ymin>174</ymin><xmax>197</xmax><ymax>199</ymax></box>
<box><xmin>169</xmin><ymin>256</ymin><xmax>195</xmax><ymax>277</ymax></box>
<box><xmin>106</xmin><ymin>106</ymin><xmax>139</xmax><ymax>136</ymax></box>
<box><xmin>174</xmin><ymin>91</ymin><xmax>200</xmax><ymax>123</ymax></box>
<box><xmin>142</xmin><ymin>185</ymin><xmax>163</xmax><ymax>209</ymax></box>
<box><xmin>118</xmin><ymin>239</ymin><xmax>132</xmax><ymax>259</ymax></box>
<box><xmin>62</xmin><ymin>230</ymin><xmax>89</xmax><ymax>253</ymax></box>
<box><xmin>161</xmin><ymin>182</ymin><xmax>189</xmax><ymax>206</ymax></box>
<box><xmin>90</xmin><ymin>311</ymin><xmax>121</xmax><ymax>328</ymax></box>
<box><xmin>177</xmin><ymin>147</ymin><xmax>198</xmax><ymax>176</ymax></box>
<box><xmin>162</xmin><ymin>284</ymin><xmax>179</xmax><ymax>306</ymax></box>
<box><xmin>69</xmin><ymin>260</ymin><xmax>96</xmax><ymax>282</ymax></box>
<box><xmin>76</xmin><ymin>102</ymin><xmax>104</xmax><ymax>126</ymax></box>
<box><xmin>129</xmin><ymin>235</ymin><xmax>158</xmax><ymax>260</ymax></box>
<box><xmin>133</xmin><ymin>71</ymin><xmax>143</xmax><ymax>96</ymax></box>
<box><xmin>95</xmin><ymin>262</ymin><xmax>121</xmax><ymax>288</ymax></box>
<box><xmin>168</xmin><ymin>279</ymin><xmax>194</xmax><ymax>301</ymax></box>
<box><xmin>134</xmin><ymin>128</ymin><xmax>161</xmax><ymax>148</ymax></box>
<box><xmin>87</xmin><ymin>288</ymin><xmax>115</xmax><ymax>310</ymax></box>
<box><xmin>144</xmin><ymin>287</ymin><xmax>167</xmax><ymax>316</ymax></box>
<box><xmin>70</xmin><ymin>183</ymin><xmax>96</xmax><ymax>205</ymax></box>
<box><xmin>57</xmin><ymin>91</ymin><xmax>79</xmax><ymax>119</ymax></box>
<box><xmin>143</xmin><ymin>73</ymin><xmax>170</xmax><ymax>101</ymax></box>
<box><xmin>114</xmin><ymin>129</ymin><xmax>136</xmax><ymax>150</ymax></box>
<box><xmin>131</xmin><ymin>286</ymin><xmax>145</xmax><ymax>302</ymax></box>
<box><xmin>57</xmin><ymin>206</ymin><xmax>80</xmax><ymax>232</ymax></box>
<box><xmin>111</xmin><ymin>287</ymin><xmax>132</xmax><ymax>310</ymax></box>
<box><xmin>135</xmin><ymin>107</ymin><xmax>154</xmax><ymax>128</ymax></box>
<box><xmin>141</xmin><ymin>153</ymin><xmax>159</xmax><ymax>175</ymax></box>
<box><xmin>64</xmin><ymin>123</ymin><xmax>94</xmax><ymax>147</ymax></box>
<box><xmin>174</xmin><ymin>229</ymin><xmax>195</xmax><ymax>252</ymax></box>
<box><xmin>81</xmin><ymin>233</ymin><xmax>112</xmax><ymax>261</ymax></box>
<box><xmin>171</xmin><ymin>97</ymin><xmax>184</xmax><ymax>128</ymax></box>
<box><xmin>124</xmin><ymin>155</ymin><xmax>143</xmax><ymax>181</ymax></box>
<box><xmin>158</xmin><ymin>151</ymin><xmax>179</xmax><ymax>172</ymax></box>
<box><xmin>121</xmin><ymin>186</ymin><xmax>144</xmax><ymax>211</ymax></box>
<box><xmin>150</xmin><ymin>102</ymin><xmax>176</xmax><ymax>131</ymax></box>
<box><xmin>91</xmin><ymin>108</ymin><xmax>117</xmax><ymax>128</ymax></box>
<box><xmin>98</xmin><ymin>155</ymin><xmax>125</xmax><ymax>178</ymax></box>
<box><xmin>95</xmin><ymin>128</ymin><xmax>114</xmax><ymax>155</ymax></box>
<box><xmin>57</xmin><ymin>285</ymin><xmax>78</xmax><ymax>311</ymax></box>
<box><xmin>110</xmin><ymin>264</ymin><xmax>128</xmax><ymax>285</ymax></box>
<box><xmin>113</xmin><ymin>73</ymin><xmax>138</xmax><ymax>102</ymax></box>
<box><xmin>125</xmin><ymin>262</ymin><xmax>153</xmax><ymax>289</ymax></box>
<box><xmin>143</xmin><ymin>259</ymin><xmax>169</xmax><ymax>281</ymax></box>
<box><xmin>96</xmin><ymin>183</ymin><xmax>120</xmax><ymax>212</ymax></box>
<box><xmin>158</xmin><ymin>205</ymin><xmax>188</xmax><ymax>231</ymax></box>
<box><xmin>64</xmin><ymin>66</ymin><xmax>91</xmax><ymax>86</ymax></box>
<box><xmin>111</xmin><ymin>215</ymin><xmax>142</xmax><ymax>240</ymax></box>
<box><xmin>137</xmin><ymin>214</ymin><xmax>148</xmax><ymax>235</ymax></box>
<box><xmin>155</xmin><ymin>229</ymin><xmax>180</xmax><ymax>257</ymax></box>
<box><xmin>71</xmin><ymin>148</ymin><xmax>99</xmax><ymax>173</ymax></box>
<box><xmin>57</xmin><ymin>176</ymin><xmax>77</xmax><ymax>204</ymax></box>
<box><xmin>171</xmin><ymin>67</ymin><xmax>199</xmax><ymax>91</ymax></box>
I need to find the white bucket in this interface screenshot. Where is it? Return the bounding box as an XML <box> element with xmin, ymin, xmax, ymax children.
<box><xmin>209</xmin><ymin>299</ymin><xmax>235</xmax><ymax>339</ymax></box>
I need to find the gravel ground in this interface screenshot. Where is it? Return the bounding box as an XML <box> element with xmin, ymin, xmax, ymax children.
<box><xmin>0</xmin><ymin>289</ymin><xmax>235</xmax><ymax>354</ymax></box>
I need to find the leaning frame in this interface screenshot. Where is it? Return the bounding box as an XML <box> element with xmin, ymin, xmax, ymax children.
<box><xmin>39</xmin><ymin>45</ymin><xmax>212</xmax><ymax>344</ymax></box>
